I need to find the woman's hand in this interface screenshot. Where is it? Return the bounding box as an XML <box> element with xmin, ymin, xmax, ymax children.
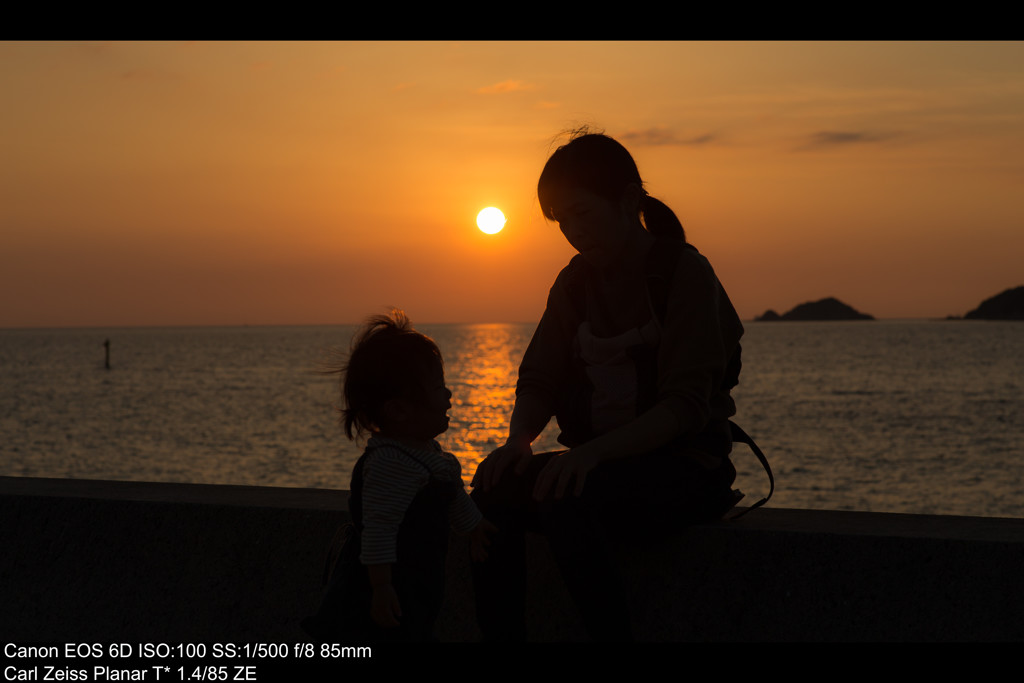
<box><xmin>533</xmin><ymin>446</ymin><xmax>600</xmax><ymax>501</ymax></box>
<box><xmin>472</xmin><ymin>436</ymin><xmax>533</xmax><ymax>491</ymax></box>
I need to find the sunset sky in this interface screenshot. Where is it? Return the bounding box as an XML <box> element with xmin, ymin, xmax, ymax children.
<box><xmin>2</xmin><ymin>41</ymin><xmax>1023</xmax><ymax>328</ymax></box>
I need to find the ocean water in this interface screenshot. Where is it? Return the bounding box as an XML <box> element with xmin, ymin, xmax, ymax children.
<box><xmin>1</xmin><ymin>320</ymin><xmax>1022</xmax><ymax>518</ymax></box>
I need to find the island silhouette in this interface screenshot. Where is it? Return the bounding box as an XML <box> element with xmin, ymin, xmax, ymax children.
<box><xmin>756</xmin><ymin>297</ymin><xmax>874</xmax><ymax>321</ymax></box>
<box><xmin>963</xmin><ymin>286</ymin><xmax>1024</xmax><ymax>320</ymax></box>
<box><xmin>756</xmin><ymin>286</ymin><xmax>1024</xmax><ymax>322</ymax></box>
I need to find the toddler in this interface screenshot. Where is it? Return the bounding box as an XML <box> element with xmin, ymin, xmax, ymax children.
<box><xmin>304</xmin><ymin>310</ymin><xmax>493</xmax><ymax>642</ymax></box>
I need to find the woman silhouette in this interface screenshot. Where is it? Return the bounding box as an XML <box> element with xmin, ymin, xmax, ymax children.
<box><xmin>471</xmin><ymin>130</ymin><xmax>745</xmax><ymax>641</ymax></box>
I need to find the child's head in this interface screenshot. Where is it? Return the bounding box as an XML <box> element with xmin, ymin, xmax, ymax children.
<box><xmin>337</xmin><ymin>309</ymin><xmax>449</xmax><ymax>441</ymax></box>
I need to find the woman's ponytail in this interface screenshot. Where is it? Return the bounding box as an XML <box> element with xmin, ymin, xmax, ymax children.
<box><xmin>640</xmin><ymin>194</ymin><xmax>686</xmax><ymax>242</ymax></box>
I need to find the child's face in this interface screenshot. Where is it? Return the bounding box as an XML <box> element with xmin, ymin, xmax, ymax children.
<box><xmin>399</xmin><ymin>361</ymin><xmax>452</xmax><ymax>441</ymax></box>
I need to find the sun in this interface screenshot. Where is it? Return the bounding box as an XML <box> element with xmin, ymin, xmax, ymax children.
<box><xmin>476</xmin><ymin>207</ymin><xmax>506</xmax><ymax>234</ymax></box>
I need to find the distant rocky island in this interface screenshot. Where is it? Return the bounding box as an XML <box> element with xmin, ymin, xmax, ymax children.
<box><xmin>963</xmin><ymin>286</ymin><xmax>1024</xmax><ymax>320</ymax></box>
<box><xmin>756</xmin><ymin>297</ymin><xmax>874</xmax><ymax>321</ymax></box>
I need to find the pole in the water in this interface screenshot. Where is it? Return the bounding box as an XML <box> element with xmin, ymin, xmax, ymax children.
<box><xmin>104</xmin><ymin>339</ymin><xmax>110</xmax><ymax>370</ymax></box>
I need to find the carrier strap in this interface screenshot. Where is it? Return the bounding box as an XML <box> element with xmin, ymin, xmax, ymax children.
<box><xmin>727</xmin><ymin>420</ymin><xmax>774</xmax><ymax>520</ymax></box>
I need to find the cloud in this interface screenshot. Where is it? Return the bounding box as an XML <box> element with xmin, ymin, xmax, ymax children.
<box><xmin>685</xmin><ymin>133</ymin><xmax>716</xmax><ymax>145</ymax></box>
<box><xmin>800</xmin><ymin>130</ymin><xmax>899</xmax><ymax>149</ymax></box>
<box><xmin>619</xmin><ymin>128</ymin><xmax>717</xmax><ymax>146</ymax></box>
<box><xmin>476</xmin><ymin>80</ymin><xmax>536</xmax><ymax>94</ymax></box>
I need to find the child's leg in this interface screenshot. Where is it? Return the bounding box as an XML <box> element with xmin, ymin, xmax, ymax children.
<box><xmin>302</xmin><ymin>541</ymin><xmax>371</xmax><ymax>642</ymax></box>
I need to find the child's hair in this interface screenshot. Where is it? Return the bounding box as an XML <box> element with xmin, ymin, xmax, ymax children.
<box><xmin>538</xmin><ymin>127</ymin><xmax>686</xmax><ymax>241</ymax></box>
<box><xmin>332</xmin><ymin>309</ymin><xmax>443</xmax><ymax>440</ymax></box>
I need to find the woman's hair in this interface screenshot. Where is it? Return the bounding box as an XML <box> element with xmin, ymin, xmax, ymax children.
<box><xmin>328</xmin><ymin>309</ymin><xmax>443</xmax><ymax>440</ymax></box>
<box><xmin>537</xmin><ymin>128</ymin><xmax>686</xmax><ymax>241</ymax></box>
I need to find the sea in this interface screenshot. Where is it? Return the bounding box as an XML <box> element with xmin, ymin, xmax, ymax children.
<box><xmin>2</xmin><ymin>320</ymin><xmax>1022</xmax><ymax>518</ymax></box>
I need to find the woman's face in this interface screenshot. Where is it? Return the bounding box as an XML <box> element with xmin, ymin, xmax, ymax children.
<box><xmin>550</xmin><ymin>187</ymin><xmax>633</xmax><ymax>270</ymax></box>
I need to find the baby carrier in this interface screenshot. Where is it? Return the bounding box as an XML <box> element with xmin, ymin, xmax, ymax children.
<box><xmin>553</xmin><ymin>237</ymin><xmax>773</xmax><ymax>518</ymax></box>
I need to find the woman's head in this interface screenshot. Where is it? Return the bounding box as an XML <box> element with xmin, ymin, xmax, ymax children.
<box><xmin>538</xmin><ymin>132</ymin><xmax>642</xmax><ymax>219</ymax></box>
<box><xmin>537</xmin><ymin>129</ymin><xmax>685</xmax><ymax>245</ymax></box>
<box><xmin>335</xmin><ymin>309</ymin><xmax>448</xmax><ymax>440</ymax></box>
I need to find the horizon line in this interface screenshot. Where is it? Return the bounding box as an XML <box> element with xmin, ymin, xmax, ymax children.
<box><xmin>0</xmin><ymin>316</ymin><xmax>998</xmax><ymax>333</ymax></box>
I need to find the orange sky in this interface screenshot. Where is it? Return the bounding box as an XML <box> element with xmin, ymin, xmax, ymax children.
<box><xmin>2</xmin><ymin>41</ymin><xmax>1023</xmax><ymax>327</ymax></box>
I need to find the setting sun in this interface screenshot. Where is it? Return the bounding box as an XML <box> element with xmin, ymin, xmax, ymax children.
<box><xmin>476</xmin><ymin>207</ymin><xmax>506</xmax><ymax>235</ymax></box>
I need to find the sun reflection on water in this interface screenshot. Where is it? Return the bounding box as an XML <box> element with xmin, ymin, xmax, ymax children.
<box><xmin>422</xmin><ymin>323</ymin><xmax>560</xmax><ymax>483</ymax></box>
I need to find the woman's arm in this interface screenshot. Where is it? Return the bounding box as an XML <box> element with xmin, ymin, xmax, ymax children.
<box><xmin>471</xmin><ymin>390</ymin><xmax>552</xmax><ymax>490</ymax></box>
<box><xmin>532</xmin><ymin>400</ymin><xmax>678</xmax><ymax>500</ymax></box>
<box><xmin>472</xmin><ymin>265</ymin><xmax>581</xmax><ymax>490</ymax></box>
<box><xmin>655</xmin><ymin>247</ymin><xmax>742</xmax><ymax>436</ymax></box>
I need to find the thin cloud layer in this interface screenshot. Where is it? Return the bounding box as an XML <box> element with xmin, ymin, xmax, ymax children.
<box><xmin>620</xmin><ymin>128</ymin><xmax>718</xmax><ymax>146</ymax></box>
<box><xmin>801</xmin><ymin>130</ymin><xmax>899</xmax><ymax>149</ymax></box>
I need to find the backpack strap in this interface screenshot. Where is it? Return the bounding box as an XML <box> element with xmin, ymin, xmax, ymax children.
<box><xmin>727</xmin><ymin>420</ymin><xmax>775</xmax><ymax>520</ymax></box>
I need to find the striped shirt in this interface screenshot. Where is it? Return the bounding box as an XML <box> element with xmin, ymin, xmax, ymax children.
<box><xmin>358</xmin><ymin>435</ymin><xmax>482</xmax><ymax>566</ymax></box>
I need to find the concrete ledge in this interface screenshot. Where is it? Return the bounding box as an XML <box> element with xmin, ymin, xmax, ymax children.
<box><xmin>3</xmin><ymin>476</ymin><xmax>1024</xmax><ymax>642</ymax></box>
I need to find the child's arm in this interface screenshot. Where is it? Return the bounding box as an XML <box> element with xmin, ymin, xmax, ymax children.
<box><xmin>468</xmin><ymin>518</ymin><xmax>498</xmax><ymax>562</ymax></box>
<box><xmin>448</xmin><ymin>486</ymin><xmax>483</xmax><ymax>533</ymax></box>
<box><xmin>446</xmin><ymin>461</ymin><xmax>493</xmax><ymax>561</ymax></box>
<box><xmin>360</xmin><ymin>449</ymin><xmax>428</xmax><ymax>627</ymax></box>
<box><xmin>367</xmin><ymin>564</ymin><xmax>401</xmax><ymax>628</ymax></box>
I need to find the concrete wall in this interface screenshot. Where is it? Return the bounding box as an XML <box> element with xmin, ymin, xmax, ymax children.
<box><xmin>3</xmin><ymin>476</ymin><xmax>1024</xmax><ymax>642</ymax></box>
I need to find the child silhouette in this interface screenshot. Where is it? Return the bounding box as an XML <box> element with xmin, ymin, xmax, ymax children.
<box><xmin>304</xmin><ymin>310</ymin><xmax>494</xmax><ymax>642</ymax></box>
